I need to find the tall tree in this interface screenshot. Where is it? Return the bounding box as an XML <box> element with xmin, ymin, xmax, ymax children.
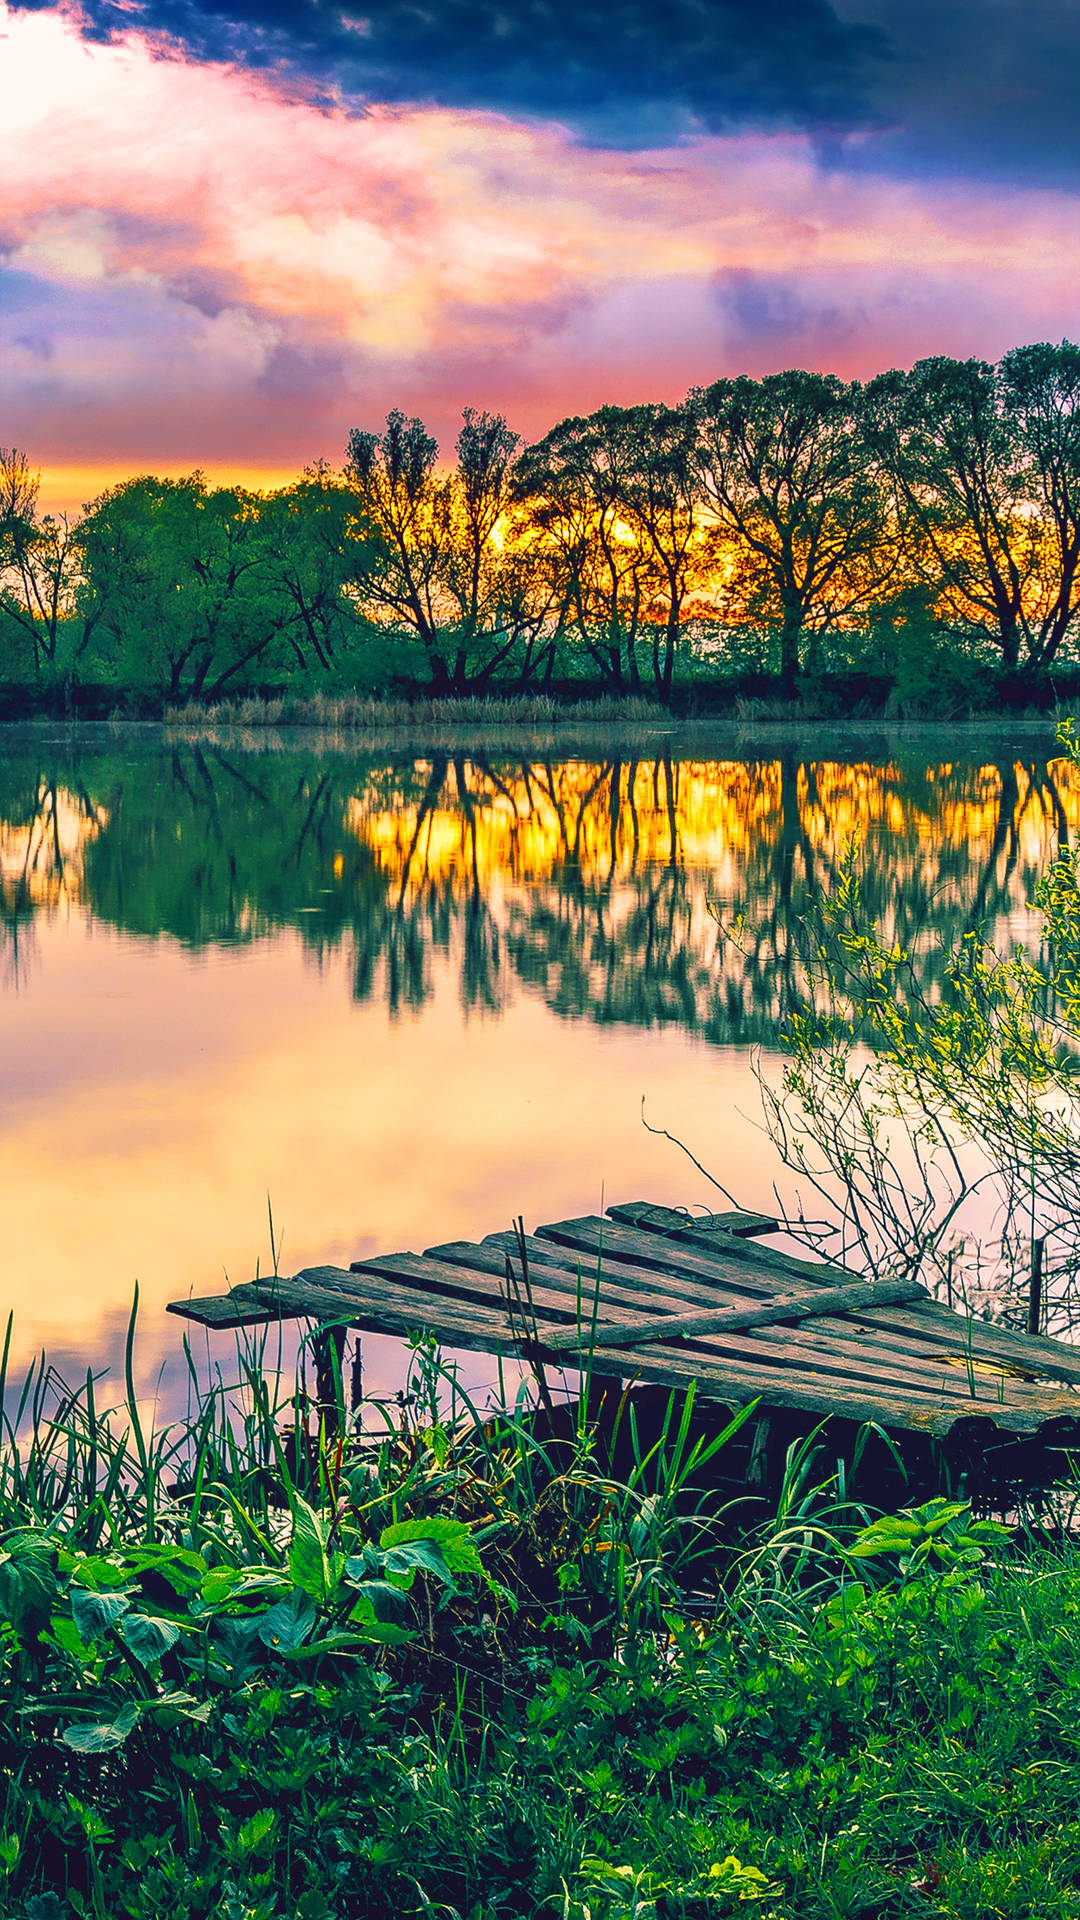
<box><xmin>258</xmin><ymin>466</ymin><xmax>366</xmax><ymax>674</ymax></box>
<box><xmin>691</xmin><ymin>371</ymin><xmax>893</xmax><ymax>697</ymax></box>
<box><xmin>345</xmin><ymin>409</ymin><xmax>543</xmax><ymax>693</ymax></box>
<box><xmin>0</xmin><ymin>449</ymin><xmax>94</xmax><ymax>685</ymax></box>
<box><xmin>864</xmin><ymin>345</ymin><xmax>1080</xmax><ymax>677</ymax></box>
<box><xmin>616</xmin><ymin>403</ymin><xmax>702</xmax><ymax>699</ymax></box>
<box><xmin>513</xmin><ymin>408</ymin><xmax>651</xmax><ymax>691</ymax></box>
<box><xmin>78</xmin><ymin>475</ymin><xmax>283</xmax><ymax>701</ymax></box>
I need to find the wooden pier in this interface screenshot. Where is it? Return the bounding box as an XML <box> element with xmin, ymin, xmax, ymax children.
<box><xmin>168</xmin><ymin>1200</ymin><xmax>1080</xmax><ymax>1503</ymax></box>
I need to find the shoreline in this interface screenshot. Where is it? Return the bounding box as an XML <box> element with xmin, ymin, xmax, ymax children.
<box><xmin>0</xmin><ymin>707</ymin><xmax>1069</xmax><ymax>757</ymax></box>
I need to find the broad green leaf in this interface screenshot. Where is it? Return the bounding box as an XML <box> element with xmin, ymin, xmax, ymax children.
<box><xmin>379</xmin><ymin>1538</ymin><xmax>454</xmax><ymax>1590</ymax></box>
<box><xmin>63</xmin><ymin>1553</ymin><xmax>130</xmax><ymax>1591</ymax></box>
<box><xmin>343</xmin><ymin>1573</ymin><xmax>409</xmax><ymax>1619</ymax></box>
<box><xmin>288</xmin><ymin>1496</ymin><xmax>331</xmax><ymax>1603</ymax></box>
<box><xmin>257</xmin><ymin>1589</ymin><xmax>318</xmax><ymax>1653</ymax></box>
<box><xmin>0</xmin><ymin>1532</ymin><xmax>58</xmax><ymax>1640</ymax></box>
<box><xmin>200</xmin><ymin>1567</ymin><xmax>243</xmax><ymax>1605</ymax></box>
<box><xmin>120</xmin><ymin>1612</ymin><xmax>181</xmax><ymax>1663</ymax></box>
<box><xmin>127</xmin><ymin>1545</ymin><xmax>208</xmax><ymax>1597</ymax></box>
<box><xmin>60</xmin><ymin>1703</ymin><xmax>141</xmax><ymax>1753</ymax></box>
<box><xmin>70</xmin><ymin>1584</ymin><xmax>131</xmax><ymax>1643</ymax></box>
<box><xmin>347</xmin><ymin>1619</ymin><xmax>414</xmax><ymax>1647</ymax></box>
<box><xmin>379</xmin><ymin>1516</ymin><xmax>483</xmax><ymax>1577</ymax></box>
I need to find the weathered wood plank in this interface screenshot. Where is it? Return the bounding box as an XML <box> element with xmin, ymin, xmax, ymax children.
<box><xmin>484</xmin><ymin>1228</ymin><xmax>789</xmax><ymax>1308</ymax></box>
<box><xmin>205</xmin><ymin>1269</ymin><xmax>515</xmax><ymax>1353</ymax></box>
<box><xmin>177</xmin><ymin>1254</ymin><xmax>1016</xmax><ymax>1406</ymax></box>
<box><xmin>167</xmin><ymin>1291</ymin><xmax>305</xmax><ymax>1330</ymax></box>
<box><xmin>624</xmin><ymin>1218</ymin><xmax>851</xmax><ymax>1285</ymax></box>
<box><xmin>441</xmin><ymin>1237</ymin><xmax>1003</xmax><ymax>1395</ymax></box>
<box><xmin>841</xmin><ymin>1301</ymin><xmax>1080</xmax><ymax>1389</ymax></box>
<box><xmin>607</xmin><ymin>1201</ymin><xmax>781</xmax><ymax>1239</ymax></box>
<box><xmin>411</xmin><ymin>1243</ymin><xmax>1045</xmax><ymax>1404</ymax></box>
<box><xmin>537</xmin><ymin>1214</ymin><xmax>845</xmax><ymax>1292</ymax></box>
<box><xmin>540</xmin><ymin>1278</ymin><xmax>930</xmax><ymax>1352</ymax></box>
<box><xmin>436</xmin><ymin>1236</ymin><xmax>760</xmax><ymax>1313</ymax></box>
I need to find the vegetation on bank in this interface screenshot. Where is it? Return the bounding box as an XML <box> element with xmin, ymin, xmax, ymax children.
<box><xmin>7</xmin><ymin>342</ymin><xmax>1080</xmax><ymax>715</ymax></box>
<box><xmin>1</xmin><ymin>1308</ymin><xmax>1079</xmax><ymax>1920</ymax></box>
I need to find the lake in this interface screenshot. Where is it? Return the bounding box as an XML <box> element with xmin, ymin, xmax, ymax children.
<box><xmin>0</xmin><ymin>721</ymin><xmax>1070</xmax><ymax>1413</ymax></box>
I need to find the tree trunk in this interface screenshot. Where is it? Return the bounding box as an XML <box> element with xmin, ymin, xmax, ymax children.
<box><xmin>779</xmin><ymin>609</ymin><xmax>801</xmax><ymax>700</ymax></box>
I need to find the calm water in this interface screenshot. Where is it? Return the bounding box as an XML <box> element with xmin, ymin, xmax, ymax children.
<box><xmin>0</xmin><ymin>725</ymin><xmax>1070</xmax><ymax>1409</ymax></box>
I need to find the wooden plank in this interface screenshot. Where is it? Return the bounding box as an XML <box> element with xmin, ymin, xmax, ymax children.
<box><xmin>607</xmin><ymin>1201</ymin><xmax>780</xmax><ymax>1239</ymax></box>
<box><xmin>504</xmin><ymin>1222</ymin><xmax>1080</xmax><ymax>1402</ymax></box>
<box><xmin>534</xmin><ymin>1216</ymin><xmax>1080</xmax><ymax>1390</ymax></box>
<box><xmin>428</xmin><ymin>1241</ymin><xmax>1044</xmax><ymax>1405</ymax></box>
<box><xmin>848</xmin><ymin>1300</ymin><xmax>1080</xmax><ymax>1389</ymax></box>
<box><xmin>359</xmin><ymin>1252</ymin><xmax>965</xmax><ymax>1399</ymax></box>
<box><xmin>627</xmin><ymin>1219</ymin><xmax>851</xmax><ymax>1285</ymax></box>
<box><xmin>181</xmin><ymin>1252</ymin><xmax>1005</xmax><ymax>1406</ymax></box>
<box><xmin>354</xmin><ymin>1249</ymin><xmax>658</xmax><ymax>1336</ymax></box>
<box><xmin>537</xmin><ymin>1214</ymin><xmax>845</xmax><ymax>1292</ymax></box>
<box><xmin>203</xmin><ymin>1269</ymin><xmax>516</xmax><ymax>1353</ymax></box>
<box><xmin>434</xmin><ymin>1236</ymin><xmax>761</xmax><ymax>1314</ymax></box>
<box><xmin>540</xmin><ymin>1278</ymin><xmax>929</xmax><ymax>1353</ymax></box>
<box><xmin>480</xmin><ymin>1230</ymin><xmax>767</xmax><ymax>1308</ymax></box>
<box><xmin>167</xmin><ymin>1291</ymin><xmax>305</xmax><ymax>1330</ymax></box>
<box><xmin>169</xmin><ymin>1276</ymin><xmax>1080</xmax><ymax>1437</ymax></box>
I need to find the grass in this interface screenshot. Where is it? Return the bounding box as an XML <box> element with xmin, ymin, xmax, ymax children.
<box><xmin>0</xmin><ymin>1303</ymin><xmax>1079</xmax><ymax>1917</ymax></box>
<box><xmin>162</xmin><ymin>691</ymin><xmax>675</xmax><ymax>738</ymax></box>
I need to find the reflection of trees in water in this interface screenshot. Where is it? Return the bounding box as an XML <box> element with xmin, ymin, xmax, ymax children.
<box><xmin>0</xmin><ymin>741</ymin><xmax>1075</xmax><ymax>1042</ymax></box>
<box><xmin>0</xmin><ymin>763</ymin><xmax>105</xmax><ymax>986</ymax></box>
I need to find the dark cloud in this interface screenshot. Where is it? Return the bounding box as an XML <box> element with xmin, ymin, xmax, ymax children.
<box><xmin>836</xmin><ymin>0</ymin><xmax>1080</xmax><ymax>188</ymax></box>
<box><xmin>11</xmin><ymin>0</ymin><xmax>889</xmax><ymax>145</ymax></box>
<box><xmin>16</xmin><ymin>0</ymin><xmax>1080</xmax><ymax>187</ymax></box>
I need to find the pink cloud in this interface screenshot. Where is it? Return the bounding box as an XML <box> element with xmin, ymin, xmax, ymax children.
<box><xmin>3</xmin><ymin>1</ymin><xmax>1080</xmax><ymax>502</ymax></box>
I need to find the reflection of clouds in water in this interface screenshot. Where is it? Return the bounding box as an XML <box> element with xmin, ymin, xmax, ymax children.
<box><xmin>14</xmin><ymin>1296</ymin><xmax>531</xmax><ymax>1436</ymax></box>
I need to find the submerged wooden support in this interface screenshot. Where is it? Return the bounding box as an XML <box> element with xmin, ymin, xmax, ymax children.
<box><xmin>312</xmin><ymin>1322</ymin><xmax>347</xmax><ymax>1435</ymax></box>
<box><xmin>167</xmin><ymin>1196</ymin><xmax>1080</xmax><ymax>1500</ymax></box>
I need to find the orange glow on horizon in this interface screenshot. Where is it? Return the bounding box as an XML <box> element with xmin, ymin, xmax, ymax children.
<box><xmin>36</xmin><ymin>463</ymin><xmax>313</xmax><ymax>519</ymax></box>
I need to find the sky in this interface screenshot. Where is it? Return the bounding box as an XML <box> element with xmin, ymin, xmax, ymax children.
<box><xmin>2</xmin><ymin>0</ymin><xmax>1079</xmax><ymax>510</ymax></box>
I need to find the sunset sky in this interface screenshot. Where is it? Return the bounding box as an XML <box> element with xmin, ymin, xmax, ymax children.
<box><xmin>2</xmin><ymin>0</ymin><xmax>1078</xmax><ymax>510</ymax></box>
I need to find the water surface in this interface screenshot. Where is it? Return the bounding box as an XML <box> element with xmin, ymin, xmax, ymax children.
<box><xmin>0</xmin><ymin>725</ymin><xmax>1070</xmax><ymax>1407</ymax></box>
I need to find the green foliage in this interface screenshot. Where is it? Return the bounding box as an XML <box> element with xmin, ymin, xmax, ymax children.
<box><xmin>749</xmin><ymin>723</ymin><xmax>1080</xmax><ymax>1305</ymax></box>
<box><xmin>0</xmin><ymin>1310</ymin><xmax>1078</xmax><ymax>1916</ymax></box>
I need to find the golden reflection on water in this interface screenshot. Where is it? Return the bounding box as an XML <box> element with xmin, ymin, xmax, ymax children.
<box><xmin>0</xmin><ymin>738</ymin><xmax>1072</xmax><ymax>1406</ymax></box>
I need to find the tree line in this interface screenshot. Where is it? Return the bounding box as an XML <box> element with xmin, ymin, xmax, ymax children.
<box><xmin>5</xmin><ymin>341</ymin><xmax>1080</xmax><ymax>709</ymax></box>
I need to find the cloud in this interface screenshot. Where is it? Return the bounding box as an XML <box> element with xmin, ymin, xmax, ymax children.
<box><xmin>4</xmin><ymin>2</ymin><xmax>1080</xmax><ymax>500</ymax></box>
<box><xmin>835</xmin><ymin>0</ymin><xmax>1080</xmax><ymax>189</ymax></box>
<box><xmin>8</xmin><ymin>0</ymin><xmax>889</xmax><ymax>146</ymax></box>
<box><xmin>17</xmin><ymin>0</ymin><xmax>1080</xmax><ymax>191</ymax></box>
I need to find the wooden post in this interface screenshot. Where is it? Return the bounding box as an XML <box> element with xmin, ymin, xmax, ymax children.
<box><xmin>746</xmin><ymin>1414</ymin><xmax>773</xmax><ymax>1497</ymax></box>
<box><xmin>1028</xmin><ymin>1236</ymin><xmax>1046</xmax><ymax>1337</ymax></box>
<box><xmin>313</xmin><ymin>1323</ymin><xmax>348</xmax><ymax>1436</ymax></box>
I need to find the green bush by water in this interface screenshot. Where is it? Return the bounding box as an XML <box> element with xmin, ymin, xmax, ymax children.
<box><xmin>0</xmin><ymin>1306</ymin><xmax>1078</xmax><ymax>1918</ymax></box>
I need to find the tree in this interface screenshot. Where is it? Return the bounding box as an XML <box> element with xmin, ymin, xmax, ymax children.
<box><xmin>78</xmin><ymin>475</ymin><xmax>284</xmax><ymax>702</ymax></box>
<box><xmin>691</xmin><ymin>371</ymin><xmax>894</xmax><ymax>697</ymax></box>
<box><xmin>258</xmin><ymin>466</ymin><xmax>368</xmax><ymax>674</ymax></box>
<box><xmin>0</xmin><ymin>448</ymin><xmax>94</xmax><ymax>687</ymax></box>
<box><xmin>615</xmin><ymin>403</ymin><xmax>702</xmax><ymax>699</ymax></box>
<box><xmin>757</xmin><ymin>725</ymin><xmax>1080</xmax><ymax>1329</ymax></box>
<box><xmin>863</xmin><ymin>344</ymin><xmax>1080</xmax><ymax>679</ymax></box>
<box><xmin>344</xmin><ymin>408</ymin><xmax>545</xmax><ymax>694</ymax></box>
<box><xmin>513</xmin><ymin>408</ymin><xmax>652</xmax><ymax>691</ymax></box>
